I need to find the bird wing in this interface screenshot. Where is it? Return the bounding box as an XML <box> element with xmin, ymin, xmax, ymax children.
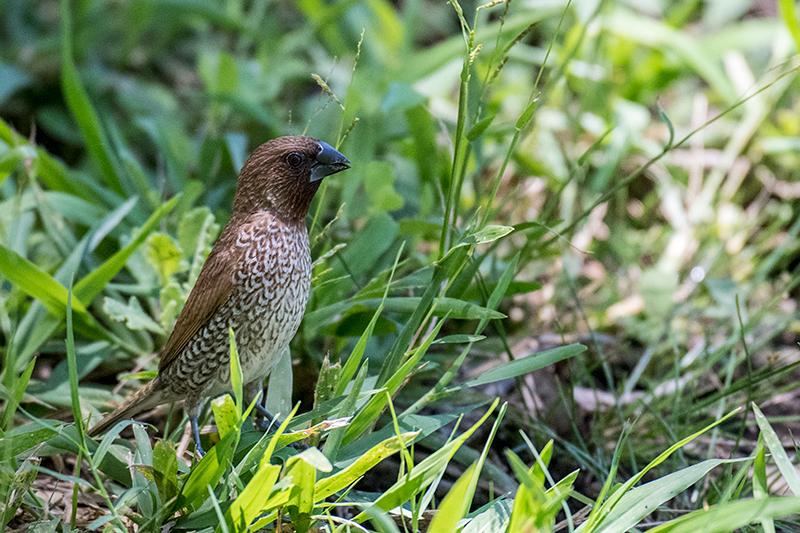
<box><xmin>158</xmin><ymin>241</ymin><xmax>236</xmax><ymax>372</ymax></box>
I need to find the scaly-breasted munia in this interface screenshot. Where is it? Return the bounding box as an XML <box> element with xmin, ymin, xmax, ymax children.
<box><xmin>88</xmin><ymin>136</ymin><xmax>350</xmax><ymax>456</ymax></box>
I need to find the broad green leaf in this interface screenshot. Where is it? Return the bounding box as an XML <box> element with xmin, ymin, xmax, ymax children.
<box><xmin>4</xmin><ymin>458</ymin><xmax>39</xmax><ymax>520</ymax></box>
<box><xmin>199</xmin><ymin>50</ymin><xmax>239</xmax><ymax>96</ymax></box>
<box><xmin>40</xmin><ymin>425</ymin><xmax>132</xmax><ymax>485</ymax></box>
<box><xmin>338</xmin><ymin>212</ymin><xmax>399</xmax><ymax>280</ymax></box>
<box><xmin>103</xmin><ymin>296</ymin><xmax>164</xmax><ymax>334</ymax></box>
<box><xmin>147</xmin><ymin>233</ymin><xmax>183</xmax><ymax>284</ymax></box>
<box><xmin>0</xmin><ymin>427</ymin><xmax>59</xmax><ymax>458</ymax></box>
<box><xmin>515</xmin><ymin>99</ymin><xmax>537</xmax><ymax>130</ymax></box>
<box><xmin>461</xmin><ymin>498</ymin><xmax>513</xmax><ymax>533</ymax></box>
<box><xmin>753</xmin><ymin>434</ymin><xmax>775</xmax><ymax>533</ymax></box>
<box><xmin>778</xmin><ymin>0</ymin><xmax>800</xmax><ymax>52</ymax></box>
<box><xmin>264</xmin><ymin>346</ymin><xmax>291</xmax><ymax>419</ymax></box>
<box><xmin>364</xmin><ymin>161</ymin><xmax>404</xmax><ymax>212</ymax></box>
<box><xmin>470</xmin><ymin>225</ymin><xmax>513</xmax><ymax>244</ymax></box>
<box><xmin>152</xmin><ymin>440</ymin><xmax>179</xmax><ymax>503</ymax></box>
<box><xmin>284</xmin><ymin>449</ymin><xmax>325</xmax><ymax>530</ymax></box>
<box><xmin>176</xmin><ymin>428</ymin><xmax>240</xmax><ymax>512</ymax></box>
<box><xmin>211</xmin><ymin>395</ymin><xmax>238</xmax><ymax>439</ymax></box>
<box><xmin>381</xmin><ymin>82</ymin><xmax>426</xmax><ymax>112</ymax></box>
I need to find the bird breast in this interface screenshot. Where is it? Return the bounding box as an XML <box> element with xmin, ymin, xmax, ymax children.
<box><xmin>230</xmin><ymin>216</ymin><xmax>312</xmax><ymax>381</ymax></box>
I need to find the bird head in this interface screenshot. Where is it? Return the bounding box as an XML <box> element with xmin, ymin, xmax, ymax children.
<box><xmin>233</xmin><ymin>136</ymin><xmax>351</xmax><ymax>222</ymax></box>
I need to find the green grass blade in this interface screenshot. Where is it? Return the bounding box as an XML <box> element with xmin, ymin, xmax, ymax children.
<box><xmin>778</xmin><ymin>0</ymin><xmax>800</xmax><ymax>52</ymax></box>
<box><xmin>343</xmin><ymin>317</ymin><xmax>446</xmax><ymax>444</ymax></box>
<box><xmin>0</xmin><ymin>118</ymin><xmax>95</xmax><ymax>199</ymax></box>
<box><xmin>315</xmin><ymin>431</ymin><xmax>418</xmax><ymax>500</ymax></box>
<box><xmin>753</xmin><ymin>433</ymin><xmax>776</xmax><ymax>533</ymax></box>
<box><xmin>581</xmin><ymin>458</ymin><xmax>746</xmax><ymax>533</ymax></box>
<box><xmin>74</xmin><ymin>195</ymin><xmax>179</xmax><ymax>302</ymax></box>
<box><xmin>59</xmin><ymin>0</ymin><xmax>126</xmax><ymax>197</ymax></box>
<box><xmin>354</xmin><ymin>398</ymin><xmax>499</xmax><ymax>521</ymax></box>
<box><xmin>0</xmin><ymin>359</ymin><xmax>35</xmax><ymax>431</ymax></box>
<box><xmin>426</xmin><ymin>462</ymin><xmax>478</xmax><ymax>533</ymax></box>
<box><xmin>222</xmin><ymin>463</ymin><xmax>281</xmax><ymax>532</ymax></box>
<box><xmin>584</xmin><ymin>408</ymin><xmax>743</xmax><ymax>531</ymax></box>
<box><xmin>752</xmin><ymin>403</ymin><xmax>800</xmax><ymax>495</ymax></box>
<box><xmin>0</xmin><ymin>244</ymin><xmax>111</xmax><ymax>340</ymax></box>
<box><xmin>647</xmin><ymin>497</ymin><xmax>800</xmax><ymax>533</ymax></box>
<box><xmin>463</xmin><ymin>344</ymin><xmax>586</xmax><ymax>388</ymax></box>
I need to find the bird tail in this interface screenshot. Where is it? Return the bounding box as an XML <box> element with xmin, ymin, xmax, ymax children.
<box><xmin>87</xmin><ymin>379</ymin><xmax>167</xmax><ymax>437</ymax></box>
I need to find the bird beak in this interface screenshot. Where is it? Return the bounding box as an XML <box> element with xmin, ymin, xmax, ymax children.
<box><xmin>311</xmin><ymin>141</ymin><xmax>351</xmax><ymax>182</ymax></box>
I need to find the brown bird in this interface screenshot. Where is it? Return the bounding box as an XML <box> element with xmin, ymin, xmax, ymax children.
<box><xmin>88</xmin><ymin>136</ymin><xmax>350</xmax><ymax>456</ymax></box>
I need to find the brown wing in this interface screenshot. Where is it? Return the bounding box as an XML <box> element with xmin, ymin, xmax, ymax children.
<box><xmin>158</xmin><ymin>243</ymin><xmax>236</xmax><ymax>372</ymax></box>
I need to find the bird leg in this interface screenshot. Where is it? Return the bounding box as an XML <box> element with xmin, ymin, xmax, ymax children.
<box><xmin>243</xmin><ymin>381</ymin><xmax>283</xmax><ymax>432</ymax></box>
<box><xmin>254</xmin><ymin>402</ymin><xmax>282</xmax><ymax>432</ymax></box>
<box><xmin>242</xmin><ymin>384</ymin><xmax>307</xmax><ymax>450</ymax></box>
<box><xmin>252</xmin><ymin>394</ymin><xmax>281</xmax><ymax>431</ymax></box>
<box><xmin>184</xmin><ymin>397</ymin><xmax>206</xmax><ymax>458</ymax></box>
<box><xmin>190</xmin><ymin>415</ymin><xmax>205</xmax><ymax>458</ymax></box>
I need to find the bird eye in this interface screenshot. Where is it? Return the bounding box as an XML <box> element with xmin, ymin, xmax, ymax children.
<box><xmin>286</xmin><ymin>152</ymin><xmax>303</xmax><ymax>167</ymax></box>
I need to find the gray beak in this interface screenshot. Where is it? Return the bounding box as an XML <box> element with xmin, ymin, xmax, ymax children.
<box><xmin>311</xmin><ymin>141</ymin><xmax>351</xmax><ymax>182</ymax></box>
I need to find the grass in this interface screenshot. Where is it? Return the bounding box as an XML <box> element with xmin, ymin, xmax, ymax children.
<box><xmin>1</xmin><ymin>0</ymin><xmax>800</xmax><ymax>531</ymax></box>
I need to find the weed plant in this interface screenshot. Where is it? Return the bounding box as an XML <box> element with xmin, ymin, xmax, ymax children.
<box><xmin>1</xmin><ymin>0</ymin><xmax>800</xmax><ymax>531</ymax></box>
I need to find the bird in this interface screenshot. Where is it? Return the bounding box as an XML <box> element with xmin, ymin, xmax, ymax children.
<box><xmin>88</xmin><ymin>136</ymin><xmax>351</xmax><ymax>456</ymax></box>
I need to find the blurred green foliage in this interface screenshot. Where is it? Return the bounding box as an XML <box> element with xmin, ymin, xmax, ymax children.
<box><xmin>2</xmin><ymin>0</ymin><xmax>800</xmax><ymax>530</ymax></box>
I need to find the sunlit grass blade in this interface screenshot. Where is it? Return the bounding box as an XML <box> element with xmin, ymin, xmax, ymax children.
<box><xmin>647</xmin><ymin>497</ymin><xmax>800</xmax><ymax>533</ymax></box>
<box><xmin>752</xmin><ymin>403</ymin><xmax>800</xmax><ymax>495</ymax></box>
<box><xmin>580</xmin><ymin>407</ymin><xmax>743</xmax><ymax>531</ymax></box>
<box><xmin>354</xmin><ymin>398</ymin><xmax>499</xmax><ymax>522</ymax></box>
<box><xmin>426</xmin><ymin>462</ymin><xmax>478</xmax><ymax>533</ymax></box>
<box><xmin>342</xmin><ymin>317</ymin><xmax>446</xmax><ymax>445</ymax></box>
